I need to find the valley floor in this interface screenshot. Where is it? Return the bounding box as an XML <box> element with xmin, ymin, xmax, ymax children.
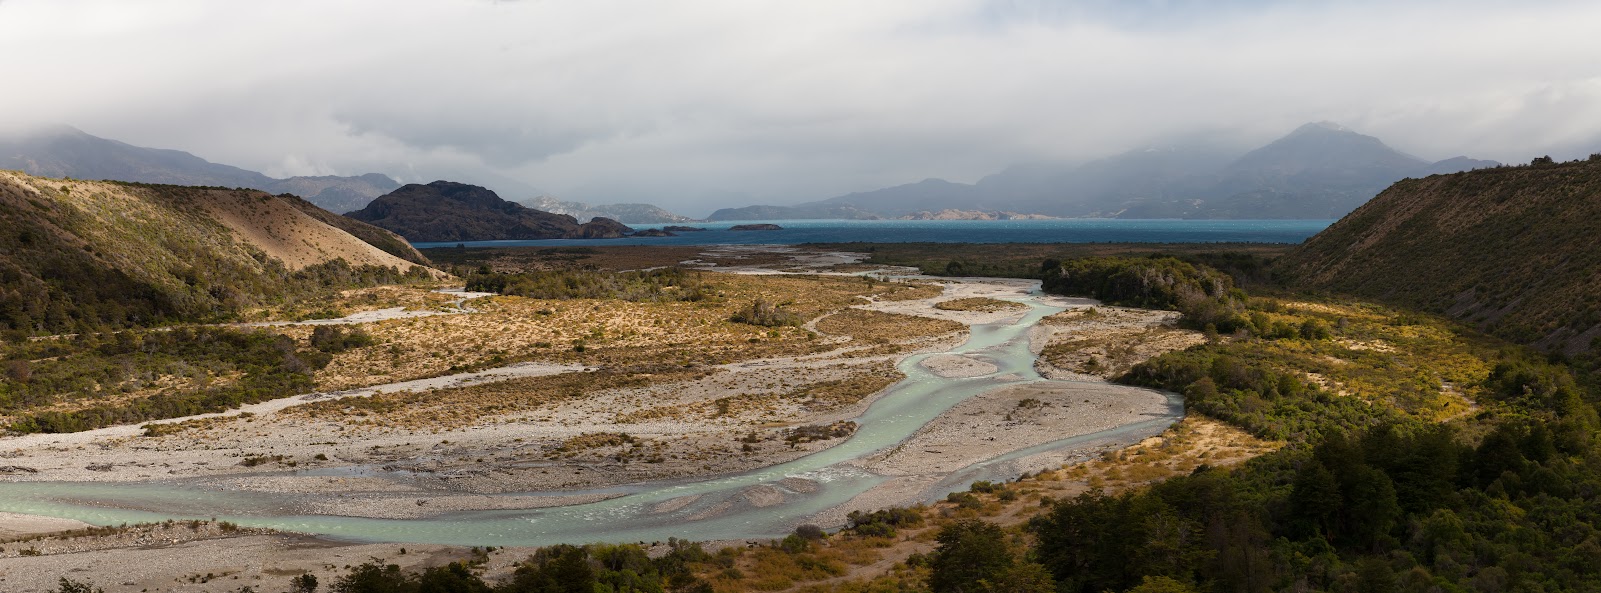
<box><xmin>0</xmin><ymin>246</ymin><xmax>1221</xmax><ymax>592</ymax></box>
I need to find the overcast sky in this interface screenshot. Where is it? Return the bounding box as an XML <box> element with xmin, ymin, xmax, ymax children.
<box><xmin>2</xmin><ymin>0</ymin><xmax>1598</xmax><ymax>216</ymax></box>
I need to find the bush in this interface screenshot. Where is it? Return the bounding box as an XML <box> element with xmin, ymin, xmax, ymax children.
<box><xmin>310</xmin><ymin>326</ymin><xmax>375</xmax><ymax>353</ymax></box>
<box><xmin>731</xmin><ymin>299</ymin><xmax>800</xmax><ymax>327</ymax></box>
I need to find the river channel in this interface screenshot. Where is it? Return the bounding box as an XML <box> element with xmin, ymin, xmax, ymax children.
<box><xmin>0</xmin><ymin>284</ymin><xmax>1181</xmax><ymax>546</ymax></box>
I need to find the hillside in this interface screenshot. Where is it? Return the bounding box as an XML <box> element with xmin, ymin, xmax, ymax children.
<box><xmin>0</xmin><ymin>126</ymin><xmax>400</xmax><ymax>214</ymax></box>
<box><xmin>278</xmin><ymin>194</ymin><xmax>432</xmax><ymax>266</ymax></box>
<box><xmin>0</xmin><ymin>171</ymin><xmax>435</xmax><ymax>334</ymax></box>
<box><xmin>521</xmin><ymin>195</ymin><xmax>696</xmax><ymax>224</ymax></box>
<box><xmin>1278</xmin><ymin>156</ymin><xmax>1601</xmax><ymax>355</ymax></box>
<box><xmin>348</xmin><ymin>181</ymin><xmax>632</xmax><ymax>241</ymax></box>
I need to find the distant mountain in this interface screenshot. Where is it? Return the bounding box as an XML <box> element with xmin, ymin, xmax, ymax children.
<box><xmin>265</xmin><ymin>173</ymin><xmax>401</xmax><ymax>215</ymax></box>
<box><xmin>0</xmin><ymin>171</ymin><xmax>435</xmax><ymax>334</ymax></box>
<box><xmin>712</xmin><ymin>123</ymin><xmax>1499</xmax><ymax>220</ymax></box>
<box><xmin>521</xmin><ymin>195</ymin><xmax>696</xmax><ymax>224</ymax></box>
<box><xmin>986</xmin><ymin>144</ymin><xmax>1237</xmax><ymax>218</ymax></box>
<box><xmin>0</xmin><ymin>126</ymin><xmax>399</xmax><ymax>214</ymax></box>
<box><xmin>1278</xmin><ymin>156</ymin><xmax>1601</xmax><ymax>355</ymax></box>
<box><xmin>348</xmin><ymin>181</ymin><xmax>632</xmax><ymax>242</ymax></box>
<box><xmin>898</xmin><ymin>209</ymin><xmax>1054</xmax><ymax>220</ymax></box>
<box><xmin>705</xmin><ymin>202</ymin><xmax>884</xmax><ymax>221</ymax></box>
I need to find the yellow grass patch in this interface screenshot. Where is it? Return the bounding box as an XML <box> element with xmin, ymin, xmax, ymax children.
<box><xmin>933</xmin><ymin>297</ymin><xmax>1028</xmax><ymax>312</ymax></box>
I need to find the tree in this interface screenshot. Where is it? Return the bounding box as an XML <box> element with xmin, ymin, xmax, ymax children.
<box><xmin>929</xmin><ymin>520</ymin><xmax>1015</xmax><ymax>593</ymax></box>
<box><xmin>55</xmin><ymin>579</ymin><xmax>105</xmax><ymax>593</ymax></box>
<box><xmin>291</xmin><ymin>573</ymin><xmax>319</xmax><ymax>593</ymax></box>
<box><xmin>500</xmin><ymin>545</ymin><xmax>596</xmax><ymax>593</ymax></box>
<box><xmin>331</xmin><ymin>562</ymin><xmax>415</xmax><ymax>593</ymax></box>
<box><xmin>1127</xmin><ymin>575</ymin><xmax>1197</xmax><ymax>593</ymax></box>
<box><xmin>1289</xmin><ymin>461</ymin><xmax>1341</xmax><ymax>539</ymax></box>
<box><xmin>416</xmin><ymin>563</ymin><xmax>490</xmax><ymax>593</ymax></box>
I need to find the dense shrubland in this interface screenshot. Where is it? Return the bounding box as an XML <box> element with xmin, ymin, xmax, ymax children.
<box><xmin>1042</xmin><ymin>256</ymin><xmax>1252</xmax><ymax>333</ymax></box>
<box><xmin>1</xmin><ymin>326</ymin><xmax>345</xmax><ymax>433</ymax></box>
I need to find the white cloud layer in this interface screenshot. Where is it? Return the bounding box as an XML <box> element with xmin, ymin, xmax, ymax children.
<box><xmin>3</xmin><ymin>0</ymin><xmax>1598</xmax><ymax>215</ymax></box>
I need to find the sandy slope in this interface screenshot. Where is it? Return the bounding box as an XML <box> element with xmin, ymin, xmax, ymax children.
<box><xmin>197</xmin><ymin>189</ymin><xmax>425</xmax><ymax>272</ymax></box>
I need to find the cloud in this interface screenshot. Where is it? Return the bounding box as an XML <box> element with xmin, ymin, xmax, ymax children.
<box><xmin>1</xmin><ymin>0</ymin><xmax>1598</xmax><ymax>215</ymax></box>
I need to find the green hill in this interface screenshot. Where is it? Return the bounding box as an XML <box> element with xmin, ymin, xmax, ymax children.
<box><xmin>1278</xmin><ymin>156</ymin><xmax>1601</xmax><ymax>356</ymax></box>
<box><xmin>0</xmin><ymin>171</ymin><xmax>436</xmax><ymax>336</ymax></box>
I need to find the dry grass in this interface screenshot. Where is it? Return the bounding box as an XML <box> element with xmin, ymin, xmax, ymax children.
<box><xmin>933</xmin><ymin>297</ymin><xmax>1028</xmax><ymax>313</ymax></box>
<box><xmin>288</xmin><ymin>368</ymin><xmax>711</xmax><ymax>430</ymax></box>
<box><xmin>1048</xmin><ymin>416</ymin><xmax>1282</xmax><ymax>492</ymax></box>
<box><xmin>311</xmin><ymin>273</ymin><xmax>939</xmax><ymax>391</ymax></box>
<box><xmin>244</xmin><ymin>286</ymin><xmax>457</xmax><ymax>322</ymax></box>
<box><xmin>814</xmin><ymin>309</ymin><xmax>965</xmax><ymax>347</ymax></box>
<box><xmin>787</xmin><ymin>366</ymin><xmax>902</xmax><ymax>410</ymax></box>
<box><xmin>1038</xmin><ymin>307</ymin><xmax>1205</xmax><ymax>378</ymax></box>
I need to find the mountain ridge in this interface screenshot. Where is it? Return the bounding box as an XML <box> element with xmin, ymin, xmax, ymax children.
<box><xmin>0</xmin><ymin>126</ymin><xmax>401</xmax><ymax>215</ymax></box>
<box><xmin>710</xmin><ymin>123</ymin><xmax>1499</xmax><ymax>221</ymax></box>
<box><xmin>1278</xmin><ymin>156</ymin><xmax>1601</xmax><ymax>356</ymax></box>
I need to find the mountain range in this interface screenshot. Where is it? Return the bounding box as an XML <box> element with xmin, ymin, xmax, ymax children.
<box><xmin>5</xmin><ymin>123</ymin><xmax>1502</xmax><ymax>223</ymax></box>
<box><xmin>708</xmin><ymin>122</ymin><xmax>1500</xmax><ymax>220</ymax></box>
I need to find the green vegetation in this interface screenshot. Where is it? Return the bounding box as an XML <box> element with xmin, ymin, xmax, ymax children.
<box><xmin>464</xmin><ymin>267</ymin><xmax>707</xmax><ymax>302</ymax></box>
<box><xmin>1042</xmin><ymin>256</ymin><xmax>1249</xmax><ymax>333</ymax></box>
<box><xmin>1</xmin><ymin>327</ymin><xmax>331</xmax><ymax>433</ymax></box>
<box><xmin>175</xmin><ymin>540</ymin><xmax>718</xmax><ymax>593</ymax></box>
<box><xmin>1031</xmin><ymin>262</ymin><xmax>1601</xmax><ymax>591</ymax></box>
<box><xmin>813</xmin><ymin>242</ymin><xmax>1290</xmax><ymax>286</ymax></box>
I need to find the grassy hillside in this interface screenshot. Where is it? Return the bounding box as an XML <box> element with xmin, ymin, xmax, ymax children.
<box><xmin>1278</xmin><ymin>157</ymin><xmax>1601</xmax><ymax>357</ymax></box>
<box><xmin>0</xmin><ymin>171</ymin><xmax>436</xmax><ymax>336</ymax></box>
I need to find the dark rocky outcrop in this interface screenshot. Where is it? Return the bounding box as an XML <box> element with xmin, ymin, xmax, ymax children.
<box><xmin>346</xmin><ymin>181</ymin><xmax>585</xmax><ymax>242</ymax></box>
<box><xmin>728</xmin><ymin>224</ymin><xmax>784</xmax><ymax>231</ymax></box>
<box><xmin>563</xmin><ymin>217</ymin><xmax>634</xmax><ymax>239</ymax></box>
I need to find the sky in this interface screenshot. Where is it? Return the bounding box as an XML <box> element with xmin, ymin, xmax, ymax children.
<box><xmin>2</xmin><ymin>0</ymin><xmax>1599</xmax><ymax>216</ymax></box>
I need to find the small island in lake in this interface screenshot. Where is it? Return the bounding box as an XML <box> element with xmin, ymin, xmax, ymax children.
<box><xmin>728</xmin><ymin>223</ymin><xmax>783</xmax><ymax>231</ymax></box>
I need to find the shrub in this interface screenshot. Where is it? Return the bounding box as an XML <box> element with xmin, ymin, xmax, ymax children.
<box><xmin>730</xmin><ymin>299</ymin><xmax>800</xmax><ymax>327</ymax></box>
